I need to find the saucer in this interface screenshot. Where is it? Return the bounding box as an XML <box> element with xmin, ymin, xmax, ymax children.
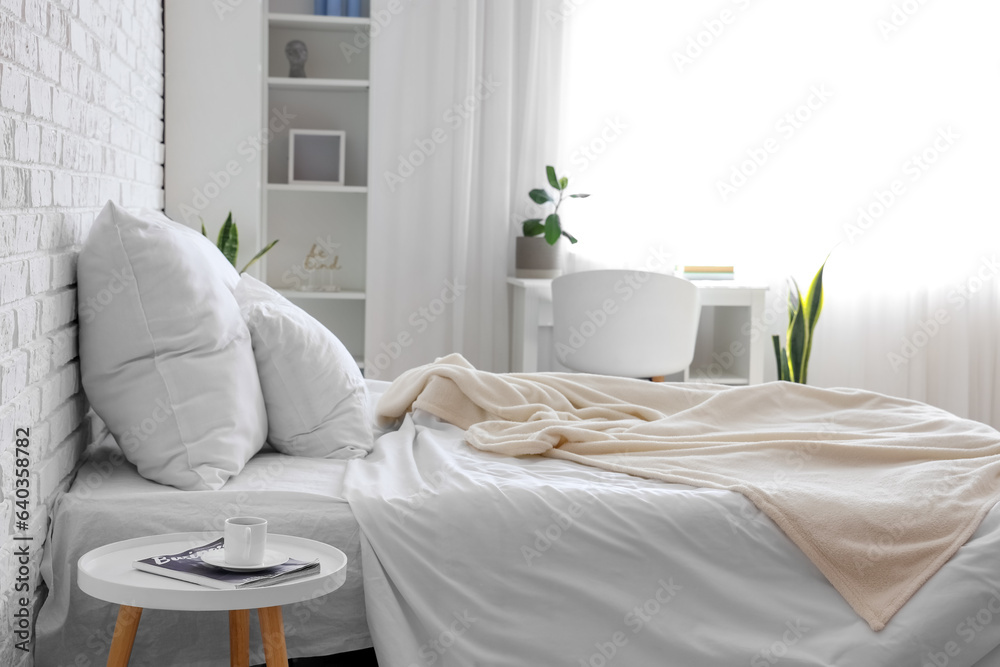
<box><xmin>202</xmin><ymin>549</ymin><xmax>289</xmax><ymax>571</ymax></box>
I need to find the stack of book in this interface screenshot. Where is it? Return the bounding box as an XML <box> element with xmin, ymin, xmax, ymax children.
<box><xmin>315</xmin><ymin>0</ymin><xmax>362</xmax><ymax>16</ymax></box>
<box><xmin>680</xmin><ymin>265</ymin><xmax>735</xmax><ymax>281</ymax></box>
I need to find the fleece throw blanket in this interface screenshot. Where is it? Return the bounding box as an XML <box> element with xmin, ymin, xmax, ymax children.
<box><xmin>378</xmin><ymin>354</ymin><xmax>1000</xmax><ymax>631</ymax></box>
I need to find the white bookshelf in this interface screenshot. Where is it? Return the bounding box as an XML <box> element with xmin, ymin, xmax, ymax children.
<box><xmin>260</xmin><ymin>2</ymin><xmax>373</xmax><ymax>370</ymax></box>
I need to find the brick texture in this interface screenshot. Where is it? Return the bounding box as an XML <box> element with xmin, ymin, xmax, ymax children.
<box><xmin>0</xmin><ymin>0</ymin><xmax>163</xmax><ymax>663</ymax></box>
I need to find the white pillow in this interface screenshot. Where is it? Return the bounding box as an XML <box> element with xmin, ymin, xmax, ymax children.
<box><xmin>78</xmin><ymin>201</ymin><xmax>267</xmax><ymax>490</ymax></box>
<box><xmin>235</xmin><ymin>275</ymin><xmax>372</xmax><ymax>458</ymax></box>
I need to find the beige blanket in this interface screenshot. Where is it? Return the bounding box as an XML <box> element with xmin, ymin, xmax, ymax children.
<box><xmin>378</xmin><ymin>354</ymin><xmax>1000</xmax><ymax>631</ymax></box>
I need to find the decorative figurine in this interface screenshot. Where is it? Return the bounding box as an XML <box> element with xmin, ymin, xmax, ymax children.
<box><xmin>285</xmin><ymin>40</ymin><xmax>308</xmax><ymax>78</ymax></box>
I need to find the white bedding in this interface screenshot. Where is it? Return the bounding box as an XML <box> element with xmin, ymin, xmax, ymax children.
<box><xmin>346</xmin><ymin>409</ymin><xmax>1000</xmax><ymax>667</ymax></box>
<box><xmin>35</xmin><ymin>379</ymin><xmax>394</xmax><ymax>667</ymax></box>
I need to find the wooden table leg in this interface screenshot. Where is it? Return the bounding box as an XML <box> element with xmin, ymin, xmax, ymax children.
<box><xmin>229</xmin><ymin>609</ymin><xmax>250</xmax><ymax>667</ymax></box>
<box><xmin>106</xmin><ymin>605</ymin><xmax>142</xmax><ymax>667</ymax></box>
<box><xmin>257</xmin><ymin>606</ymin><xmax>288</xmax><ymax>667</ymax></box>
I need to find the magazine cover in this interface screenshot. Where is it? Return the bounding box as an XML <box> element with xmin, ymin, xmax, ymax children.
<box><xmin>133</xmin><ymin>537</ymin><xmax>320</xmax><ymax>590</ymax></box>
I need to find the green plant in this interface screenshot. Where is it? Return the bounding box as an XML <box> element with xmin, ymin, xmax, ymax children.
<box><xmin>202</xmin><ymin>213</ymin><xmax>279</xmax><ymax>274</ymax></box>
<box><xmin>521</xmin><ymin>166</ymin><xmax>589</xmax><ymax>245</ymax></box>
<box><xmin>772</xmin><ymin>257</ymin><xmax>828</xmax><ymax>384</ymax></box>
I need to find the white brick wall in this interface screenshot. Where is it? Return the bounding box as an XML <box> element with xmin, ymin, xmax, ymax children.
<box><xmin>0</xmin><ymin>0</ymin><xmax>163</xmax><ymax>664</ymax></box>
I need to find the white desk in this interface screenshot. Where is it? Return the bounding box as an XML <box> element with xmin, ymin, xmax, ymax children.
<box><xmin>508</xmin><ymin>277</ymin><xmax>769</xmax><ymax>385</ymax></box>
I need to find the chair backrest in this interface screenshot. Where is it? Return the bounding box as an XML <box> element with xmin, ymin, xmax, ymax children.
<box><xmin>552</xmin><ymin>270</ymin><xmax>701</xmax><ymax>378</ymax></box>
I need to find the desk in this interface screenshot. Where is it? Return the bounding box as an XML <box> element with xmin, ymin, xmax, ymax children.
<box><xmin>508</xmin><ymin>277</ymin><xmax>769</xmax><ymax>385</ymax></box>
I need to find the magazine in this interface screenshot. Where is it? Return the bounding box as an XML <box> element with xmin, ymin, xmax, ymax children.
<box><xmin>132</xmin><ymin>538</ymin><xmax>320</xmax><ymax>590</ymax></box>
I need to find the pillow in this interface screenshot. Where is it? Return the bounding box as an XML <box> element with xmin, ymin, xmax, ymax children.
<box><xmin>234</xmin><ymin>275</ymin><xmax>373</xmax><ymax>458</ymax></box>
<box><xmin>78</xmin><ymin>201</ymin><xmax>267</xmax><ymax>490</ymax></box>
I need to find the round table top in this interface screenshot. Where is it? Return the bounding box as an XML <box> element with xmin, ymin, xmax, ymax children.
<box><xmin>78</xmin><ymin>532</ymin><xmax>347</xmax><ymax>611</ymax></box>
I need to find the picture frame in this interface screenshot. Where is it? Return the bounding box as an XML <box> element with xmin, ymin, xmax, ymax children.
<box><xmin>288</xmin><ymin>129</ymin><xmax>346</xmax><ymax>186</ymax></box>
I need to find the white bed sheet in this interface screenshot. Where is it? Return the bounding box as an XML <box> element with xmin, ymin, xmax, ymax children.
<box><xmin>35</xmin><ymin>379</ymin><xmax>393</xmax><ymax>667</ymax></box>
<box><xmin>346</xmin><ymin>409</ymin><xmax>1000</xmax><ymax>667</ymax></box>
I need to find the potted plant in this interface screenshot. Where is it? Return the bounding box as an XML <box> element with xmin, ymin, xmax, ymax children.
<box><xmin>515</xmin><ymin>166</ymin><xmax>588</xmax><ymax>278</ymax></box>
<box><xmin>772</xmin><ymin>257</ymin><xmax>828</xmax><ymax>383</ymax></box>
<box><xmin>202</xmin><ymin>212</ymin><xmax>279</xmax><ymax>274</ymax></box>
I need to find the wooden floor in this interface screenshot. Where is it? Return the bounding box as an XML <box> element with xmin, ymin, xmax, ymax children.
<box><xmin>252</xmin><ymin>647</ymin><xmax>378</xmax><ymax>666</ymax></box>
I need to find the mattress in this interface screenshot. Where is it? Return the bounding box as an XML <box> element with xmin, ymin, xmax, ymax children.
<box><xmin>346</xmin><ymin>409</ymin><xmax>1000</xmax><ymax>667</ymax></box>
<box><xmin>34</xmin><ymin>379</ymin><xmax>392</xmax><ymax>667</ymax></box>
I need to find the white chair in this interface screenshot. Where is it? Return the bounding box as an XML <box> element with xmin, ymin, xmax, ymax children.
<box><xmin>551</xmin><ymin>270</ymin><xmax>701</xmax><ymax>380</ymax></box>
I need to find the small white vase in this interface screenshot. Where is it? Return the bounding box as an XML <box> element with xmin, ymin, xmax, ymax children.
<box><xmin>515</xmin><ymin>237</ymin><xmax>566</xmax><ymax>279</ymax></box>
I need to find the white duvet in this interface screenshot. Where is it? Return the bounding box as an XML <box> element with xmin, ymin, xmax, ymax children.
<box><xmin>345</xmin><ymin>410</ymin><xmax>1000</xmax><ymax>667</ymax></box>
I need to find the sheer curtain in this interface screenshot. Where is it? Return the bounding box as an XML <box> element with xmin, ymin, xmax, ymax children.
<box><xmin>365</xmin><ymin>0</ymin><xmax>565</xmax><ymax>381</ymax></box>
<box><xmin>558</xmin><ymin>0</ymin><xmax>1000</xmax><ymax>426</ymax></box>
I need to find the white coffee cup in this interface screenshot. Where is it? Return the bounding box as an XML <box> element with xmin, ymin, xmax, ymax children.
<box><xmin>224</xmin><ymin>516</ymin><xmax>267</xmax><ymax>566</ymax></box>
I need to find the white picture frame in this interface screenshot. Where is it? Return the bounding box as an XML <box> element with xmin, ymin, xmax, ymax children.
<box><xmin>288</xmin><ymin>129</ymin><xmax>346</xmax><ymax>186</ymax></box>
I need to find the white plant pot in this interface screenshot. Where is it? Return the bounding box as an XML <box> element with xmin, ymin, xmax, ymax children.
<box><xmin>515</xmin><ymin>237</ymin><xmax>566</xmax><ymax>279</ymax></box>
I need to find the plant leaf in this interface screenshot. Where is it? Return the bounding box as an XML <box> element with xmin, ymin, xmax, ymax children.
<box><xmin>558</xmin><ymin>176</ymin><xmax>568</xmax><ymax>190</ymax></box>
<box><xmin>780</xmin><ymin>346</ymin><xmax>790</xmax><ymax>382</ymax></box>
<box><xmin>799</xmin><ymin>256</ymin><xmax>829</xmax><ymax>385</ymax></box>
<box><xmin>544</xmin><ymin>213</ymin><xmax>561</xmax><ymax>245</ymax></box>
<box><xmin>529</xmin><ymin>188</ymin><xmax>552</xmax><ymax>205</ymax></box>
<box><xmin>522</xmin><ymin>219</ymin><xmax>544</xmax><ymax>237</ymax></box>
<box><xmin>239</xmin><ymin>239</ymin><xmax>279</xmax><ymax>274</ymax></box>
<box><xmin>200</xmin><ymin>221</ymin><xmax>207</xmax><ymax>237</ymax></box>
<box><xmin>771</xmin><ymin>334</ymin><xmax>788</xmax><ymax>380</ymax></box>
<box><xmin>216</xmin><ymin>213</ymin><xmax>238</xmax><ymax>267</ymax></box>
<box><xmin>569</xmin><ymin>194</ymin><xmax>590</xmax><ymax>198</ymax></box>
<box><xmin>546</xmin><ymin>166</ymin><xmax>560</xmax><ymax>190</ymax></box>
<box><xmin>787</xmin><ymin>289</ymin><xmax>807</xmax><ymax>383</ymax></box>
<box><xmin>561</xmin><ymin>230</ymin><xmax>578</xmax><ymax>244</ymax></box>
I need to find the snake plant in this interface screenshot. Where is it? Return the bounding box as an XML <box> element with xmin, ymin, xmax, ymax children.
<box><xmin>202</xmin><ymin>213</ymin><xmax>278</xmax><ymax>274</ymax></box>
<box><xmin>772</xmin><ymin>257</ymin><xmax>828</xmax><ymax>384</ymax></box>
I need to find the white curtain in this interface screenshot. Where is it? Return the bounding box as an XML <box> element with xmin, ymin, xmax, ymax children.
<box><xmin>558</xmin><ymin>0</ymin><xmax>1000</xmax><ymax>427</ymax></box>
<box><xmin>366</xmin><ymin>0</ymin><xmax>565</xmax><ymax>380</ymax></box>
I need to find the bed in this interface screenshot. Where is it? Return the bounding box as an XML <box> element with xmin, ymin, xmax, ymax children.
<box><xmin>53</xmin><ymin>202</ymin><xmax>1000</xmax><ymax>666</ymax></box>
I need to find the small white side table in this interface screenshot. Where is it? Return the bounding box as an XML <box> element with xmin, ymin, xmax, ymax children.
<box><xmin>78</xmin><ymin>533</ymin><xmax>348</xmax><ymax>667</ymax></box>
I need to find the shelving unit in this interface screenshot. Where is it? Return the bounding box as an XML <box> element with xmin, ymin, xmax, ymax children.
<box><xmin>260</xmin><ymin>0</ymin><xmax>373</xmax><ymax>370</ymax></box>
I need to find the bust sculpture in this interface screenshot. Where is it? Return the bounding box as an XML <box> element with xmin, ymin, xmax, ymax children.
<box><xmin>285</xmin><ymin>40</ymin><xmax>308</xmax><ymax>78</ymax></box>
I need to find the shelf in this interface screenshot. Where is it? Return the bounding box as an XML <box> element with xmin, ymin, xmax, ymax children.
<box><xmin>268</xmin><ymin>77</ymin><xmax>369</xmax><ymax>92</ymax></box>
<box><xmin>278</xmin><ymin>289</ymin><xmax>366</xmax><ymax>300</ymax></box>
<box><xmin>268</xmin><ymin>183</ymin><xmax>368</xmax><ymax>194</ymax></box>
<box><xmin>268</xmin><ymin>13</ymin><xmax>370</xmax><ymax>30</ymax></box>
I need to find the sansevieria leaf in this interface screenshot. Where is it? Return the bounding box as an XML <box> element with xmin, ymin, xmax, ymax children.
<box><xmin>239</xmin><ymin>239</ymin><xmax>279</xmax><ymax>274</ymax></box>
<box><xmin>786</xmin><ymin>282</ymin><xmax>807</xmax><ymax>383</ymax></box>
<box><xmin>799</xmin><ymin>257</ymin><xmax>828</xmax><ymax>385</ymax></box>
<box><xmin>216</xmin><ymin>213</ymin><xmax>238</xmax><ymax>267</ymax></box>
